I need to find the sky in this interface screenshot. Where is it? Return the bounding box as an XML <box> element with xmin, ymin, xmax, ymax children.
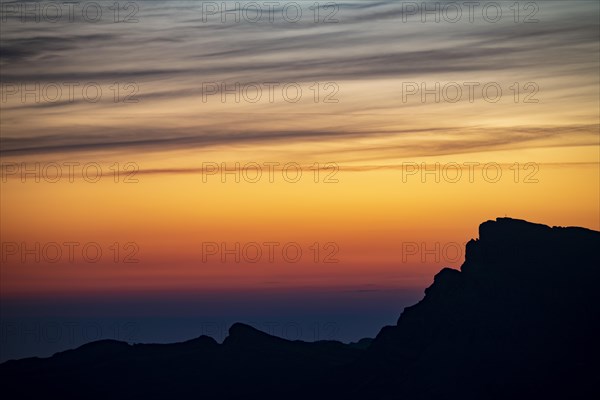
<box><xmin>1</xmin><ymin>0</ymin><xmax>599</xmax><ymax>361</ymax></box>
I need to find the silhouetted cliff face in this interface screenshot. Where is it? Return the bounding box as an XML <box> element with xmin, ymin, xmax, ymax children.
<box><xmin>1</xmin><ymin>218</ymin><xmax>599</xmax><ymax>400</ymax></box>
<box><xmin>464</xmin><ymin>218</ymin><xmax>599</xmax><ymax>279</ymax></box>
<box><xmin>361</xmin><ymin>218</ymin><xmax>600</xmax><ymax>399</ymax></box>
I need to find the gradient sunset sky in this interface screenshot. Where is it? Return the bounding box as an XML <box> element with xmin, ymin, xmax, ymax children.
<box><xmin>1</xmin><ymin>1</ymin><xmax>599</xmax><ymax>360</ymax></box>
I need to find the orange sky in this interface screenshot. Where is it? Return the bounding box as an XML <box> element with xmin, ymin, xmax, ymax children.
<box><xmin>1</xmin><ymin>1</ymin><xmax>599</xmax><ymax>300</ymax></box>
<box><xmin>2</xmin><ymin>148</ymin><xmax>598</xmax><ymax>298</ymax></box>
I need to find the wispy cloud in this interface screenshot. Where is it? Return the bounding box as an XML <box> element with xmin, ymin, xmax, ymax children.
<box><xmin>1</xmin><ymin>1</ymin><xmax>599</xmax><ymax>160</ymax></box>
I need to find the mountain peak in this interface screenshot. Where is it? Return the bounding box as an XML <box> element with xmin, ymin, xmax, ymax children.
<box><xmin>461</xmin><ymin>217</ymin><xmax>600</xmax><ymax>276</ymax></box>
<box><xmin>182</xmin><ymin>335</ymin><xmax>219</xmax><ymax>347</ymax></box>
<box><xmin>224</xmin><ymin>322</ymin><xmax>287</xmax><ymax>347</ymax></box>
<box><xmin>2</xmin><ymin>218</ymin><xmax>598</xmax><ymax>399</ymax></box>
<box><xmin>479</xmin><ymin>217</ymin><xmax>550</xmax><ymax>240</ymax></box>
<box><xmin>228</xmin><ymin>322</ymin><xmax>260</xmax><ymax>336</ymax></box>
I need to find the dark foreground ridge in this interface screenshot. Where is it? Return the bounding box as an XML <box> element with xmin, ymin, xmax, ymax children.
<box><xmin>2</xmin><ymin>218</ymin><xmax>599</xmax><ymax>399</ymax></box>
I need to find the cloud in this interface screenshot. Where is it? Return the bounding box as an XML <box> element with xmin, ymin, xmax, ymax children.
<box><xmin>1</xmin><ymin>1</ymin><xmax>599</xmax><ymax>160</ymax></box>
<box><xmin>2</xmin><ymin>124</ymin><xmax>597</xmax><ymax>159</ymax></box>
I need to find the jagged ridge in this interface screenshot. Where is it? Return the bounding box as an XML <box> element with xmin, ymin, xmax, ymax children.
<box><xmin>2</xmin><ymin>218</ymin><xmax>599</xmax><ymax>400</ymax></box>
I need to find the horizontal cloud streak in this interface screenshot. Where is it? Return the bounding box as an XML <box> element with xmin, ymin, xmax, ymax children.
<box><xmin>1</xmin><ymin>1</ymin><xmax>599</xmax><ymax>160</ymax></box>
<box><xmin>2</xmin><ymin>124</ymin><xmax>597</xmax><ymax>159</ymax></box>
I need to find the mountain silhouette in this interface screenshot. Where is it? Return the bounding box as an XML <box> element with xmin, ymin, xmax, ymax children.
<box><xmin>2</xmin><ymin>218</ymin><xmax>599</xmax><ymax>399</ymax></box>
